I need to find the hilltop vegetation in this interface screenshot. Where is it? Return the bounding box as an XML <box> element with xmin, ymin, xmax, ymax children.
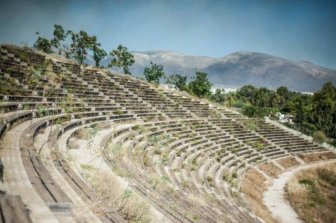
<box><xmin>218</xmin><ymin>84</ymin><xmax>336</xmax><ymax>146</ymax></box>
<box><xmin>34</xmin><ymin>24</ymin><xmax>134</xmax><ymax>71</ymax></box>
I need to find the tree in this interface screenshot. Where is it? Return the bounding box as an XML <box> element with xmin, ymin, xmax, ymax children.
<box><xmin>143</xmin><ymin>62</ymin><xmax>165</xmax><ymax>84</ymax></box>
<box><xmin>242</xmin><ymin>105</ymin><xmax>258</xmax><ymax>117</ymax></box>
<box><xmin>312</xmin><ymin>82</ymin><xmax>336</xmax><ymax>137</ymax></box>
<box><xmin>34</xmin><ymin>33</ymin><xmax>52</xmax><ymax>53</ymax></box>
<box><xmin>188</xmin><ymin>71</ymin><xmax>212</xmax><ymax>98</ymax></box>
<box><xmin>34</xmin><ymin>24</ymin><xmax>107</xmax><ymax>66</ymax></box>
<box><xmin>166</xmin><ymin>74</ymin><xmax>187</xmax><ymax>90</ymax></box>
<box><xmin>51</xmin><ymin>24</ymin><xmax>66</xmax><ymax>55</ymax></box>
<box><xmin>277</xmin><ymin>86</ymin><xmax>289</xmax><ymax>98</ymax></box>
<box><xmin>109</xmin><ymin>44</ymin><xmax>135</xmax><ymax>74</ymax></box>
<box><xmin>237</xmin><ymin>85</ymin><xmax>257</xmax><ymax>103</ymax></box>
<box><xmin>68</xmin><ymin>30</ymin><xmax>93</xmax><ymax>64</ymax></box>
<box><xmin>210</xmin><ymin>88</ymin><xmax>226</xmax><ymax>104</ymax></box>
<box><xmin>90</xmin><ymin>36</ymin><xmax>107</xmax><ymax>67</ymax></box>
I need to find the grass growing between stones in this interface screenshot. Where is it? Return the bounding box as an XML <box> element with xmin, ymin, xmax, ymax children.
<box><xmin>285</xmin><ymin>163</ymin><xmax>336</xmax><ymax>223</ymax></box>
<box><xmin>82</xmin><ymin>166</ymin><xmax>151</xmax><ymax>223</ymax></box>
<box><xmin>240</xmin><ymin>168</ymin><xmax>279</xmax><ymax>223</ymax></box>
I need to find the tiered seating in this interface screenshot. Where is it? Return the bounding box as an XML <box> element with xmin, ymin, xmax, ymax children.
<box><xmin>92</xmin><ymin>70</ymin><xmax>165</xmax><ymax>121</ymax></box>
<box><xmin>164</xmin><ymin>92</ymin><xmax>213</xmax><ymax>117</ymax></box>
<box><xmin>1</xmin><ymin>44</ymin><xmax>335</xmax><ymax>223</ymax></box>
<box><xmin>210</xmin><ymin>118</ymin><xmax>287</xmax><ymax>159</ymax></box>
<box><xmin>252</xmin><ymin>119</ymin><xmax>328</xmax><ymax>155</ymax></box>
<box><xmin>96</xmin><ymin>120</ymin><xmax>257</xmax><ymax>222</ymax></box>
<box><xmin>115</xmin><ymin>78</ymin><xmax>193</xmax><ymax>119</ymax></box>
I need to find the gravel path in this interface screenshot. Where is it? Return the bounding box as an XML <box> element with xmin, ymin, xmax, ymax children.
<box><xmin>263</xmin><ymin>159</ymin><xmax>336</xmax><ymax>223</ymax></box>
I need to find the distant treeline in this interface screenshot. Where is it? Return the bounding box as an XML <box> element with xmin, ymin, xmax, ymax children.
<box><xmin>166</xmin><ymin>73</ymin><xmax>336</xmax><ymax>146</ymax></box>
<box><xmin>212</xmin><ymin>83</ymin><xmax>336</xmax><ymax>145</ymax></box>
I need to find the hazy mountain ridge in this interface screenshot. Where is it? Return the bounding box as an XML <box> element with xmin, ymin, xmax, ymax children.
<box><xmin>98</xmin><ymin>50</ymin><xmax>336</xmax><ymax>92</ymax></box>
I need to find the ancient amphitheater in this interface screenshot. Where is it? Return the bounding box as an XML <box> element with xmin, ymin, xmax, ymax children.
<box><xmin>0</xmin><ymin>45</ymin><xmax>335</xmax><ymax>223</ymax></box>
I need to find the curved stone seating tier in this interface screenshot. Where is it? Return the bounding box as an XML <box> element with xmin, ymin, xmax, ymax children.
<box><xmin>1</xmin><ymin>44</ymin><xmax>335</xmax><ymax>223</ymax></box>
<box><xmin>48</xmin><ymin>120</ymin><xmax>133</xmax><ymax>222</ymax></box>
<box><xmin>97</xmin><ymin>125</ymin><xmax>216</xmax><ymax>223</ymax></box>
<box><xmin>96</xmin><ymin>121</ymin><xmax>258</xmax><ymax>222</ymax></box>
<box><xmin>0</xmin><ymin>193</ymin><xmax>32</xmax><ymax>223</ymax></box>
<box><xmin>249</xmin><ymin>119</ymin><xmax>328</xmax><ymax>155</ymax></box>
<box><xmin>105</xmin><ymin>121</ymin><xmax>258</xmax><ymax>219</ymax></box>
<box><xmin>23</xmin><ymin>114</ymin><xmax>134</xmax><ymax>221</ymax></box>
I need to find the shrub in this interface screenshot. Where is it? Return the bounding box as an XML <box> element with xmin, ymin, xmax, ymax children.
<box><xmin>113</xmin><ymin>109</ymin><xmax>124</xmax><ymax>115</ymax></box>
<box><xmin>83</xmin><ymin>169</ymin><xmax>150</xmax><ymax>222</ymax></box>
<box><xmin>244</xmin><ymin>120</ymin><xmax>258</xmax><ymax>131</ymax></box>
<box><xmin>312</xmin><ymin>131</ymin><xmax>326</xmax><ymax>143</ymax></box>
<box><xmin>317</xmin><ymin>168</ymin><xmax>336</xmax><ymax>187</ymax></box>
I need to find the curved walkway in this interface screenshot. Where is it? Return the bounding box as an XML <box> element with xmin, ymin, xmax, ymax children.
<box><xmin>263</xmin><ymin>159</ymin><xmax>336</xmax><ymax>223</ymax></box>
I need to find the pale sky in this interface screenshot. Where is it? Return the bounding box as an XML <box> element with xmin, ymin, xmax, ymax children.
<box><xmin>0</xmin><ymin>0</ymin><xmax>335</xmax><ymax>68</ymax></box>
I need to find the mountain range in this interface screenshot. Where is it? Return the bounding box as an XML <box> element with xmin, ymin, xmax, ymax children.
<box><xmin>98</xmin><ymin>50</ymin><xmax>336</xmax><ymax>92</ymax></box>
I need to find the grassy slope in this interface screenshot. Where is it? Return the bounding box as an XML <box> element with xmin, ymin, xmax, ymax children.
<box><xmin>285</xmin><ymin>163</ymin><xmax>336</xmax><ymax>223</ymax></box>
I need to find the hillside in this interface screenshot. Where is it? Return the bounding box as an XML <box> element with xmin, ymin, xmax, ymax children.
<box><xmin>1</xmin><ymin>45</ymin><xmax>336</xmax><ymax>223</ymax></box>
<box><xmin>103</xmin><ymin>50</ymin><xmax>336</xmax><ymax>92</ymax></box>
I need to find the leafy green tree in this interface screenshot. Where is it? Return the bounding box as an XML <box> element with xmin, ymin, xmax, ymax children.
<box><xmin>68</xmin><ymin>30</ymin><xmax>93</xmax><ymax>64</ymax></box>
<box><xmin>34</xmin><ymin>33</ymin><xmax>52</xmax><ymax>53</ymax></box>
<box><xmin>255</xmin><ymin>87</ymin><xmax>272</xmax><ymax>107</ymax></box>
<box><xmin>242</xmin><ymin>105</ymin><xmax>258</xmax><ymax>117</ymax></box>
<box><xmin>210</xmin><ymin>88</ymin><xmax>226</xmax><ymax>104</ymax></box>
<box><xmin>237</xmin><ymin>85</ymin><xmax>257</xmax><ymax>103</ymax></box>
<box><xmin>51</xmin><ymin>24</ymin><xmax>67</xmax><ymax>54</ymax></box>
<box><xmin>143</xmin><ymin>62</ymin><xmax>165</xmax><ymax>84</ymax></box>
<box><xmin>92</xmin><ymin>43</ymin><xmax>107</xmax><ymax>68</ymax></box>
<box><xmin>90</xmin><ymin>36</ymin><xmax>107</xmax><ymax>67</ymax></box>
<box><xmin>166</xmin><ymin>74</ymin><xmax>187</xmax><ymax>90</ymax></box>
<box><xmin>224</xmin><ymin>82</ymin><xmax>336</xmax><ymax>142</ymax></box>
<box><xmin>312</xmin><ymin>82</ymin><xmax>336</xmax><ymax>137</ymax></box>
<box><xmin>277</xmin><ymin>86</ymin><xmax>289</xmax><ymax>99</ymax></box>
<box><xmin>109</xmin><ymin>44</ymin><xmax>135</xmax><ymax>74</ymax></box>
<box><xmin>224</xmin><ymin>93</ymin><xmax>237</xmax><ymax>107</ymax></box>
<box><xmin>243</xmin><ymin>105</ymin><xmax>269</xmax><ymax>118</ymax></box>
<box><xmin>35</xmin><ymin>24</ymin><xmax>106</xmax><ymax>66</ymax></box>
<box><xmin>188</xmin><ymin>71</ymin><xmax>212</xmax><ymax>98</ymax></box>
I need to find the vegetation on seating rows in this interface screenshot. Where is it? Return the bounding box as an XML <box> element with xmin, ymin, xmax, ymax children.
<box><xmin>33</xmin><ymin>24</ymin><xmax>213</xmax><ymax>98</ymax></box>
<box><xmin>34</xmin><ymin>24</ymin><xmax>134</xmax><ymax>73</ymax></box>
<box><xmin>31</xmin><ymin>25</ymin><xmax>335</xmax><ymax>146</ymax></box>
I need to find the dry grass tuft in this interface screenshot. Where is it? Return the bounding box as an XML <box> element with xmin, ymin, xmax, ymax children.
<box><xmin>186</xmin><ymin>194</ymin><xmax>207</xmax><ymax>207</ymax></box>
<box><xmin>277</xmin><ymin>157</ymin><xmax>300</xmax><ymax>169</ymax></box>
<box><xmin>68</xmin><ymin>138</ymin><xmax>80</xmax><ymax>150</ymax></box>
<box><xmin>82</xmin><ymin>168</ymin><xmax>151</xmax><ymax>223</ymax></box>
<box><xmin>240</xmin><ymin>168</ymin><xmax>279</xmax><ymax>223</ymax></box>
<box><xmin>258</xmin><ymin>162</ymin><xmax>282</xmax><ymax>177</ymax></box>
<box><xmin>285</xmin><ymin>163</ymin><xmax>336</xmax><ymax>223</ymax></box>
<box><xmin>96</xmin><ymin>122</ymin><xmax>112</xmax><ymax>130</ymax></box>
<box><xmin>299</xmin><ymin>151</ymin><xmax>336</xmax><ymax>163</ymax></box>
<box><xmin>74</xmin><ymin>128</ymin><xmax>90</xmax><ymax>140</ymax></box>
